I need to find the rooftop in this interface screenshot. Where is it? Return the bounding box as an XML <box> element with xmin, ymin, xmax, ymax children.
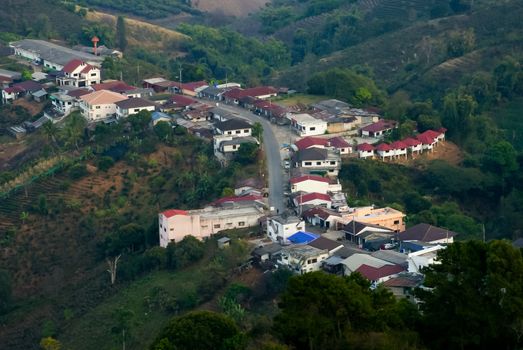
<box><xmin>287</xmin><ymin>231</ymin><xmax>320</xmax><ymax>244</ymax></box>
<box><xmin>360</xmin><ymin>119</ymin><xmax>397</xmax><ymax>133</ymax></box>
<box><xmin>382</xmin><ymin>272</ymin><xmax>424</xmax><ymax>288</ymax></box>
<box><xmin>115</xmin><ymin>97</ymin><xmax>156</xmax><ymax>109</ymax></box>
<box><xmin>341</xmin><ymin>253</ymin><xmax>392</xmax><ymax>272</ymax></box>
<box><xmin>11</xmin><ymin>39</ymin><xmax>104</xmax><ymax>66</ymax></box>
<box><xmin>214</xmin><ymin>118</ymin><xmax>252</xmax><ymax>131</ymax></box>
<box><xmin>307</xmin><ymin>236</ymin><xmax>343</xmax><ymax>251</ymax></box>
<box><xmin>295</xmin><ymin>192</ymin><xmax>331</xmax><ymax>205</ymax></box>
<box><xmin>282</xmin><ymin>244</ymin><xmax>326</xmax><ymax>259</ymax></box>
<box><xmin>81</xmin><ymin>90</ymin><xmax>128</xmax><ymax>105</ymax></box>
<box><xmin>291</xmin><ymin>113</ymin><xmax>321</xmax><ymax>124</ymax></box>
<box><xmin>355</xmin><ymin>263</ymin><xmax>405</xmax><ymax>281</ymax></box>
<box><xmin>290</xmin><ymin>175</ymin><xmax>329</xmax><ymax>184</ymax></box>
<box><xmin>399</xmin><ymin>223</ymin><xmax>457</xmax><ymax>243</ymax></box>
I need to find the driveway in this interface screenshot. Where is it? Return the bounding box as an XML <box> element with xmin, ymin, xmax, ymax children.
<box><xmin>210</xmin><ymin>103</ymin><xmax>288</xmax><ymax>214</ymax></box>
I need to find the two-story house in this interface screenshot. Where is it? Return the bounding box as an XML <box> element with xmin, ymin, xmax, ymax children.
<box><xmin>56</xmin><ymin>59</ymin><xmax>100</xmax><ymax>88</ymax></box>
<box><xmin>79</xmin><ymin>90</ymin><xmax>128</xmax><ymax>122</ymax></box>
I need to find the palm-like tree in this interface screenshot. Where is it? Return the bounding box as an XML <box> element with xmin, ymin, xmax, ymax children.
<box><xmin>20</xmin><ymin>211</ymin><xmax>29</xmax><ymax>224</ymax></box>
<box><xmin>42</xmin><ymin>120</ymin><xmax>59</xmax><ymax>148</ymax></box>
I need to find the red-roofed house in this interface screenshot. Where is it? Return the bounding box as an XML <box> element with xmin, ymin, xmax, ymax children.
<box><xmin>390</xmin><ymin>140</ymin><xmax>407</xmax><ymax>158</ymax></box>
<box><xmin>302</xmin><ymin>207</ymin><xmax>341</xmax><ymax>229</ymax></box>
<box><xmin>402</xmin><ymin>137</ymin><xmax>422</xmax><ymax>155</ymax></box>
<box><xmin>223</xmin><ymin>86</ymin><xmax>278</xmax><ymax>104</ymax></box>
<box><xmin>436</xmin><ymin>128</ymin><xmax>447</xmax><ymax>141</ymax></box>
<box><xmin>360</xmin><ymin>119</ymin><xmax>398</xmax><ymax>138</ymax></box>
<box><xmin>328</xmin><ymin>136</ymin><xmax>352</xmax><ymax>155</ymax></box>
<box><xmin>376</xmin><ymin>143</ymin><xmax>394</xmax><ymax>160</ymax></box>
<box><xmin>290</xmin><ymin>175</ymin><xmax>342</xmax><ymax>194</ymax></box>
<box><xmin>162</xmin><ymin>94</ymin><xmax>198</xmax><ymax>112</ymax></box>
<box><xmin>294</xmin><ymin>136</ymin><xmax>329</xmax><ymax>151</ymax></box>
<box><xmin>57</xmin><ymin>59</ymin><xmax>100</xmax><ymax>88</ymax></box>
<box><xmin>293</xmin><ymin>192</ymin><xmax>332</xmax><ymax>209</ymax></box>
<box><xmin>355</xmin><ymin>264</ymin><xmax>405</xmax><ymax>284</ymax></box>
<box><xmin>171</xmin><ymin>81</ymin><xmax>209</xmax><ymax>96</ymax></box>
<box><xmin>91</xmin><ymin>81</ymin><xmax>136</xmax><ymax>94</ymax></box>
<box><xmin>2</xmin><ymin>80</ymin><xmax>43</xmax><ymax>103</ymax></box>
<box><xmin>357</xmin><ymin>143</ymin><xmax>375</xmax><ymax>159</ymax></box>
<box><xmin>417</xmin><ymin>133</ymin><xmax>437</xmax><ymax>152</ymax></box>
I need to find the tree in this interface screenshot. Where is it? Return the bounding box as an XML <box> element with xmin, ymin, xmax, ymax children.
<box><xmin>236</xmin><ymin>142</ymin><xmax>259</xmax><ymax>165</ymax></box>
<box><xmin>354</xmin><ymin>87</ymin><xmax>372</xmax><ymax>106</ymax></box>
<box><xmin>150</xmin><ymin>311</ymin><xmax>245</xmax><ymax>350</ymax></box>
<box><xmin>40</xmin><ymin>337</ymin><xmax>61</xmax><ymax>350</ymax></box>
<box><xmin>97</xmin><ymin>156</ymin><xmax>115</xmax><ymax>172</ymax></box>
<box><xmin>107</xmin><ymin>254</ymin><xmax>122</xmax><ymax>285</ymax></box>
<box><xmin>22</xmin><ymin>69</ymin><xmax>33</xmax><ymax>81</ymax></box>
<box><xmin>60</xmin><ymin>112</ymin><xmax>86</xmax><ymax>150</ymax></box>
<box><xmin>154</xmin><ymin>121</ymin><xmax>172</xmax><ymax>142</ymax></box>
<box><xmin>0</xmin><ymin>269</ymin><xmax>12</xmax><ymax>315</ymax></box>
<box><xmin>42</xmin><ymin>121</ymin><xmax>59</xmax><ymax>149</ymax></box>
<box><xmin>417</xmin><ymin>240</ymin><xmax>523</xmax><ymax>350</ymax></box>
<box><xmin>20</xmin><ymin>211</ymin><xmax>29</xmax><ymax>224</ymax></box>
<box><xmin>173</xmin><ymin>236</ymin><xmax>205</xmax><ymax>268</ymax></box>
<box><xmin>252</xmin><ymin>122</ymin><xmax>263</xmax><ymax>143</ymax></box>
<box><xmin>482</xmin><ymin>141</ymin><xmax>518</xmax><ymax>176</ymax></box>
<box><xmin>112</xmin><ymin>307</ymin><xmax>134</xmax><ymax>350</ymax></box>
<box><xmin>128</xmin><ymin>110</ymin><xmax>152</xmax><ymax>134</ymax></box>
<box><xmin>116</xmin><ymin>16</ymin><xmax>128</xmax><ymax>52</ymax></box>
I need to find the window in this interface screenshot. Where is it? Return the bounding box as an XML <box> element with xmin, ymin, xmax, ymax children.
<box><xmin>304</xmin><ymin>162</ymin><xmax>312</xmax><ymax>166</ymax></box>
<box><xmin>236</xmin><ymin>130</ymin><xmax>241</xmax><ymax>134</ymax></box>
<box><xmin>134</xmin><ymin>109</ymin><xmax>139</xmax><ymax>112</ymax></box>
<box><xmin>214</xmin><ymin>224</ymin><xmax>220</xmax><ymax>229</ymax></box>
<box><xmin>394</xmin><ymin>220</ymin><xmax>400</xmax><ymax>225</ymax></box>
<box><xmin>95</xmin><ymin>106</ymin><xmax>101</xmax><ymax>109</ymax></box>
<box><xmin>330</xmin><ymin>161</ymin><xmax>336</xmax><ymax>165</ymax></box>
<box><xmin>232</xmin><ymin>145</ymin><xmax>237</xmax><ymax>150</ymax></box>
<box><xmin>238</xmin><ymin>221</ymin><xmax>245</xmax><ymax>227</ymax></box>
<box><xmin>316</xmin><ymin>162</ymin><xmax>321</xmax><ymax>165</ymax></box>
<box><xmin>227</xmin><ymin>131</ymin><xmax>232</xmax><ymax>135</ymax></box>
<box><xmin>310</xmin><ymin>127</ymin><xmax>316</xmax><ymax>131</ymax></box>
<box><xmin>170</xmin><ymin>228</ymin><xmax>174</xmax><ymax>231</ymax></box>
<box><xmin>91</xmin><ymin>73</ymin><xmax>97</xmax><ymax>76</ymax></box>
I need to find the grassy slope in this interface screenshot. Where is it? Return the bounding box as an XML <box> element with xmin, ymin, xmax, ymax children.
<box><xmin>85</xmin><ymin>10</ymin><xmax>188</xmax><ymax>54</ymax></box>
<box><xmin>273</xmin><ymin>1</ymin><xmax>523</xmax><ymax>96</ymax></box>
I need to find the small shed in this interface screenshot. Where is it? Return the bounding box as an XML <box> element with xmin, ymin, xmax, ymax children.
<box><xmin>217</xmin><ymin>237</ymin><xmax>231</xmax><ymax>249</ymax></box>
<box><xmin>32</xmin><ymin>89</ymin><xmax>47</xmax><ymax>102</ymax></box>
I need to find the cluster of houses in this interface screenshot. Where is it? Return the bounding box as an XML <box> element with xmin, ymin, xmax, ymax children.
<box><xmin>357</xmin><ymin>119</ymin><xmax>448</xmax><ymax>160</ymax></box>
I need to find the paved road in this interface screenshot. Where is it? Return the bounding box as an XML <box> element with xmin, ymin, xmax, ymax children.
<box><xmin>212</xmin><ymin>103</ymin><xmax>286</xmax><ymax>214</ymax></box>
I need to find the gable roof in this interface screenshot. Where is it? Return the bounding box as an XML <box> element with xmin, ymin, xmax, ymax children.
<box><xmin>341</xmin><ymin>253</ymin><xmax>392</xmax><ymax>272</ymax></box>
<box><xmin>294</xmin><ymin>136</ymin><xmax>329</xmax><ymax>150</ymax></box>
<box><xmin>92</xmin><ymin>81</ymin><xmax>136</xmax><ymax>93</ymax></box>
<box><xmin>307</xmin><ymin>236</ymin><xmax>343</xmax><ymax>251</ymax></box>
<box><xmin>402</xmin><ymin>137</ymin><xmax>422</xmax><ymax>147</ymax></box>
<box><xmin>169</xmin><ymin>94</ymin><xmax>197</xmax><ymax>107</ymax></box>
<box><xmin>303</xmin><ymin>207</ymin><xmax>341</xmax><ymax>220</ymax></box>
<box><xmin>214</xmin><ymin>118</ymin><xmax>252</xmax><ymax>131</ymax></box>
<box><xmin>295</xmin><ymin>192</ymin><xmax>331</xmax><ymax>205</ymax></box>
<box><xmin>416</xmin><ymin>134</ymin><xmax>435</xmax><ymax>145</ymax></box>
<box><xmin>371</xmin><ymin>250</ymin><xmax>408</xmax><ymax>266</ymax></box>
<box><xmin>399</xmin><ymin>223</ymin><xmax>457</xmax><ymax>243</ymax></box>
<box><xmin>161</xmin><ymin>209</ymin><xmax>188</xmax><ymax>218</ymax></box>
<box><xmin>382</xmin><ymin>273</ymin><xmax>424</xmax><ymax>288</ymax></box>
<box><xmin>357</xmin><ymin>143</ymin><xmax>375</xmax><ymax>152</ymax></box>
<box><xmin>295</xmin><ymin>148</ymin><xmax>328</xmax><ymax>161</ymax></box>
<box><xmin>343</xmin><ymin>220</ymin><xmax>392</xmax><ymax>235</ymax></box>
<box><xmin>355</xmin><ymin>264</ymin><xmax>405</xmax><ymax>281</ymax></box>
<box><xmin>290</xmin><ymin>175</ymin><xmax>329</xmax><ymax>185</ymax></box>
<box><xmin>390</xmin><ymin>140</ymin><xmax>407</xmax><ymax>150</ymax></box>
<box><xmin>360</xmin><ymin>119</ymin><xmax>397</xmax><ymax>133</ymax></box>
<box><xmin>80</xmin><ymin>89</ymin><xmax>128</xmax><ymax>105</ymax></box>
<box><xmin>287</xmin><ymin>231</ymin><xmax>320</xmax><ymax>244</ymax></box>
<box><xmin>329</xmin><ymin>136</ymin><xmax>351</xmax><ymax>148</ymax></box>
<box><xmin>115</xmin><ymin>97</ymin><xmax>156</xmax><ymax>109</ymax></box>
<box><xmin>376</xmin><ymin>143</ymin><xmax>392</xmax><ymax>152</ymax></box>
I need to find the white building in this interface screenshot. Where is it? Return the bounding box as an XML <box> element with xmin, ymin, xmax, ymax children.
<box><xmin>293</xmin><ymin>148</ymin><xmax>341</xmax><ymax>176</ymax></box>
<box><xmin>56</xmin><ymin>59</ymin><xmax>100</xmax><ymax>88</ymax></box>
<box><xmin>159</xmin><ymin>205</ymin><xmax>265</xmax><ymax>247</ymax></box>
<box><xmin>278</xmin><ymin>245</ymin><xmax>329</xmax><ymax>274</ymax></box>
<box><xmin>267</xmin><ymin>215</ymin><xmax>305</xmax><ymax>244</ymax></box>
<box><xmin>115</xmin><ymin>97</ymin><xmax>156</xmax><ymax>118</ymax></box>
<box><xmin>290</xmin><ymin>175</ymin><xmax>342</xmax><ymax>194</ymax></box>
<box><xmin>214</xmin><ymin>118</ymin><xmax>252</xmax><ymax>136</ymax></box>
<box><xmin>79</xmin><ymin>90</ymin><xmax>128</xmax><ymax>122</ymax></box>
<box><xmin>290</xmin><ymin>113</ymin><xmax>328</xmax><ymax>136</ymax></box>
<box><xmin>407</xmin><ymin>245</ymin><xmax>445</xmax><ymax>273</ymax></box>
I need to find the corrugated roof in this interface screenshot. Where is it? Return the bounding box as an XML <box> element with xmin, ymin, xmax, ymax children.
<box><xmin>161</xmin><ymin>209</ymin><xmax>188</xmax><ymax>218</ymax></box>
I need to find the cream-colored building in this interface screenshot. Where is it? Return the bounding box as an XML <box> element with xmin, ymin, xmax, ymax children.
<box><xmin>278</xmin><ymin>245</ymin><xmax>329</xmax><ymax>274</ymax></box>
<box><xmin>159</xmin><ymin>205</ymin><xmax>265</xmax><ymax>247</ymax></box>
<box><xmin>266</xmin><ymin>215</ymin><xmax>306</xmax><ymax>244</ymax></box>
<box><xmin>79</xmin><ymin>90</ymin><xmax>128</xmax><ymax>121</ymax></box>
<box><xmin>338</xmin><ymin>206</ymin><xmax>405</xmax><ymax>232</ymax></box>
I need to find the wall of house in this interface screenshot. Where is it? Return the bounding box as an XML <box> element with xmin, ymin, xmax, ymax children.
<box><xmin>294</xmin><ymin>121</ymin><xmax>328</xmax><ymax>136</ymax></box>
<box><xmin>198</xmin><ymin>212</ymin><xmax>262</xmax><ymax>237</ymax></box>
<box><xmin>299</xmin><ymin>159</ymin><xmax>339</xmax><ymax>169</ymax></box>
<box><xmin>280</xmin><ymin>251</ymin><xmax>329</xmax><ymax>274</ymax></box>
<box><xmin>267</xmin><ymin>219</ymin><xmax>305</xmax><ymax>243</ymax></box>
<box><xmin>358</xmin><ymin>150</ymin><xmax>374</xmax><ymax>158</ymax></box>
<box><xmin>117</xmin><ymin>105</ymin><xmax>155</xmax><ymax>118</ymax></box>
<box><xmin>82</xmin><ymin>102</ymin><xmax>120</xmax><ymax>121</ymax></box>
<box><xmin>295</xmin><ymin>198</ymin><xmax>331</xmax><ymax>209</ymax></box>
<box><xmin>219</xmin><ymin>128</ymin><xmax>252</xmax><ymax>137</ymax></box>
<box><xmin>159</xmin><ymin>214</ymin><xmax>200</xmax><ymax>247</ymax></box>
<box><xmin>291</xmin><ymin>180</ymin><xmax>329</xmax><ymax>194</ymax></box>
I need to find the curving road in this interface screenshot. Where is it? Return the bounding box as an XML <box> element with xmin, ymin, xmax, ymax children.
<box><xmin>210</xmin><ymin>103</ymin><xmax>285</xmax><ymax>214</ymax></box>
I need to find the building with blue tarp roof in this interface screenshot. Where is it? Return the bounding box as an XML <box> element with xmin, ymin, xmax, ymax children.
<box><xmin>287</xmin><ymin>231</ymin><xmax>319</xmax><ymax>244</ymax></box>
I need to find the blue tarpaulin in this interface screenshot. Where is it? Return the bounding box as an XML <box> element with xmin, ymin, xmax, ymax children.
<box><xmin>288</xmin><ymin>231</ymin><xmax>319</xmax><ymax>244</ymax></box>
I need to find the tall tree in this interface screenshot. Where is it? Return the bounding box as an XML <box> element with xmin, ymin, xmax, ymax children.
<box><xmin>0</xmin><ymin>269</ymin><xmax>12</xmax><ymax>315</ymax></box>
<box><xmin>116</xmin><ymin>16</ymin><xmax>128</xmax><ymax>52</ymax></box>
<box><xmin>417</xmin><ymin>240</ymin><xmax>523</xmax><ymax>350</ymax></box>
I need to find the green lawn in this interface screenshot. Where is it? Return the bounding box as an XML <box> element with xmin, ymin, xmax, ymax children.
<box><xmin>489</xmin><ymin>97</ymin><xmax>523</xmax><ymax>150</ymax></box>
<box><xmin>274</xmin><ymin>93</ymin><xmax>327</xmax><ymax>107</ymax></box>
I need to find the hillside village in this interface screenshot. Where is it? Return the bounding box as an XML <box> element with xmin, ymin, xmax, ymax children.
<box><xmin>1</xmin><ymin>1</ymin><xmax>523</xmax><ymax>349</ymax></box>
<box><xmin>0</xmin><ymin>37</ymin><xmax>463</xmax><ymax>299</ymax></box>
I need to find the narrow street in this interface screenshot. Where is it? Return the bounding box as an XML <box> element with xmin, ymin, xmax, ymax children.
<box><xmin>209</xmin><ymin>102</ymin><xmax>289</xmax><ymax>214</ymax></box>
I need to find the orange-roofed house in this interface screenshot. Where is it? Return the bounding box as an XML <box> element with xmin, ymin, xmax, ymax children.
<box><xmin>56</xmin><ymin>59</ymin><xmax>100</xmax><ymax>88</ymax></box>
<box><xmin>79</xmin><ymin>89</ymin><xmax>128</xmax><ymax>121</ymax></box>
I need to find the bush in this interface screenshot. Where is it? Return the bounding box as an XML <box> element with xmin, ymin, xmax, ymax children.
<box><xmin>97</xmin><ymin>156</ymin><xmax>115</xmax><ymax>172</ymax></box>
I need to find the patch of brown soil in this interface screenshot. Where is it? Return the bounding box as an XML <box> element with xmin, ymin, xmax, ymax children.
<box><xmin>12</xmin><ymin>99</ymin><xmax>46</xmax><ymax>116</ymax></box>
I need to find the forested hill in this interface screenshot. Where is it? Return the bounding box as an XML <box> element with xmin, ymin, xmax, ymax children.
<box><xmin>0</xmin><ymin>0</ymin><xmax>87</xmax><ymax>42</ymax></box>
<box><xmin>74</xmin><ymin>0</ymin><xmax>200</xmax><ymax>19</ymax></box>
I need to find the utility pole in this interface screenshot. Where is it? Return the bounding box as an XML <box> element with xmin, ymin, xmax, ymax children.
<box><xmin>482</xmin><ymin>223</ymin><xmax>486</xmax><ymax>243</ymax></box>
<box><xmin>178</xmin><ymin>63</ymin><xmax>183</xmax><ymax>95</ymax></box>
